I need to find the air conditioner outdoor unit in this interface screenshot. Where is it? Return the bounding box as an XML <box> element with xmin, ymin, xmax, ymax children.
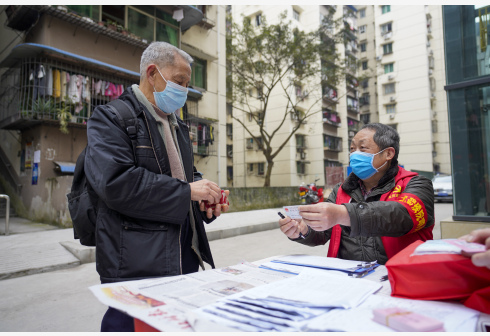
<box><xmin>388</xmin><ymin>75</ymin><xmax>394</xmax><ymax>81</ymax></box>
<box><xmin>390</xmin><ymin>96</ymin><xmax>396</xmax><ymax>102</ymax></box>
<box><xmin>429</xmin><ymin>49</ymin><xmax>433</xmax><ymax>56</ymax></box>
<box><xmin>227</xmin><ymin>150</ymin><xmax>233</xmax><ymax>158</ymax></box>
<box><xmin>246</xmin><ymin>143</ymin><xmax>253</xmax><ymax>150</ymax></box>
<box><xmin>389</xmin><ymin>114</ymin><xmax>395</xmax><ymax>120</ymax></box>
<box><xmin>429</xmin><ymin>69</ymin><xmax>433</xmax><ymax>75</ymax></box>
<box><xmin>300</xmin><ymin>152</ymin><xmax>307</xmax><ymax>160</ymax></box>
<box><xmin>384</xmin><ymin>32</ymin><xmax>392</xmax><ymax>40</ymax></box>
<box><xmin>376</xmin><ymin>55</ymin><xmax>382</xmax><ymax>61</ymax></box>
<box><xmin>431</xmin><ymin>93</ymin><xmax>436</xmax><ymax>99</ymax></box>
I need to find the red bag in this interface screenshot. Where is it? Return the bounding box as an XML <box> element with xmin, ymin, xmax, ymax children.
<box><xmin>386</xmin><ymin>240</ymin><xmax>490</xmax><ymax>313</ymax></box>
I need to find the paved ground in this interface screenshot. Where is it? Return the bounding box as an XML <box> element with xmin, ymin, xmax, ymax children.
<box><xmin>0</xmin><ymin>203</ymin><xmax>453</xmax><ymax>331</ymax></box>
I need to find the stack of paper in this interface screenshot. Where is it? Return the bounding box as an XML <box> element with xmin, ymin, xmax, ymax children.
<box><xmin>195</xmin><ymin>269</ymin><xmax>382</xmax><ymax>332</ymax></box>
<box><xmin>263</xmin><ymin>254</ymin><xmax>379</xmax><ymax>277</ymax></box>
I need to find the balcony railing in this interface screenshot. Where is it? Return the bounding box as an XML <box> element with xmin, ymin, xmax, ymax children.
<box><xmin>323</xmin><ymin>110</ymin><xmax>341</xmax><ymax>127</ymax></box>
<box><xmin>0</xmin><ymin>57</ymin><xmax>135</xmax><ymax>130</ymax></box>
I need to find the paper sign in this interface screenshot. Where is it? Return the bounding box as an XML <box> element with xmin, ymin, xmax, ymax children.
<box><xmin>34</xmin><ymin>150</ymin><xmax>41</xmax><ymax>163</ymax></box>
<box><xmin>282</xmin><ymin>205</ymin><xmax>302</xmax><ymax>220</ymax></box>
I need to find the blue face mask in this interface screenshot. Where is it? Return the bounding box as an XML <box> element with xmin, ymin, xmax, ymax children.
<box><xmin>153</xmin><ymin>67</ymin><xmax>188</xmax><ymax>114</ymax></box>
<box><xmin>349</xmin><ymin>148</ymin><xmax>388</xmax><ymax>180</ymax></box>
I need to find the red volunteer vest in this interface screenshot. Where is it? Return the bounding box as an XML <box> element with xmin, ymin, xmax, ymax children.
<box><xmin>327</xmin><ymin>166</ymin><xmax>433</xmax><ymax>260</ymax></box>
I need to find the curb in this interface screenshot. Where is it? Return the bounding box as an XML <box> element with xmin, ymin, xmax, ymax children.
<box><xmin>59</xmin><ymin>222</ymin><xmax>280</xmax><ymax>264</ymax></box>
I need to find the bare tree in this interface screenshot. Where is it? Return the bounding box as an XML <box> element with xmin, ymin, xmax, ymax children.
<box><xmin>227</xmin><ymin>10</ymin><xmax>362</xmax><ymax>186</ymax></box>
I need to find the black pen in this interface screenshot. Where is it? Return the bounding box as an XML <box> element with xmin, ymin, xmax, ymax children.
<box><xmin>278</xmin><ymin>212</ymin><xmax>305</xmax><ymax>239</ymax></box>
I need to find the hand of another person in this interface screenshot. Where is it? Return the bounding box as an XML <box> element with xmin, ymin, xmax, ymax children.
<box><xmin>460</xmin><ymin>228</ymin><xmax>490</xmax><ymax>269</ymax></box>
<box><xmin>299</xmin><ymin>203</ymin><xmax>350</xmax><ymax>232</ymax></box>
<box><xmin>190</xmin><ymin>179</ymin><xmax>221</xmax><ymax>204</ymax></box>
<box><xmin>278</xmin><ymin>216</ymin><xmax>308</xmax><ymax>239</ymax></box>
<box><xmin>199</xmin><ymin>190</ymin><xmax>230</xmax><ymax>219</ymax></box>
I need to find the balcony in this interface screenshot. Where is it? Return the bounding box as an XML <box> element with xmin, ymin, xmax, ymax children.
<box><xmin>0</xmin><ymin>48</ymin><xmax>137</xmax><ymax>130</ymax></box>
<box><xmin>324</xmin><ymin>134</ymin><xmax>342</xmax><ymax>152</ymax></box>
<box><xmin>323</xmin><ymin>109</ymin><xmax>341</xmax><ymax>127</ymax></box>
<box><xmin>322</xmin><ymin>86</ymin><xmax>339</xmax><ymax>104</ymax></box>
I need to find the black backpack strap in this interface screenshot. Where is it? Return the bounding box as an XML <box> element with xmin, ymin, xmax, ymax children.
<box><xmin>107</xmin><ymin>99</ymin><xmax>138</xmax><ymax>160</ymax></box>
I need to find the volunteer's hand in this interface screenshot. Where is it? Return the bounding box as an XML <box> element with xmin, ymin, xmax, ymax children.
<box><xmin>199</xmin><ymin>190</ymin><xmax>230</xmax><ymax>219</ymax></box>
<box><xmin>190</xmin><ymin>179</ymin><xmax>221</xmax><ymax>203</ymax></box>
<box><xmin>279</xmin><ymin>216</ymin><xmax>308</xmax><ymax>239</ymax></box>
<box><xmin>299</xmin><ymin>203</ymin><xmax>350</xmax><ymax>232</ymax></box>
<box><xmin>460</xmin><ymin>228</ymin><xmax>490</xmax><ymax>269</ymax></box>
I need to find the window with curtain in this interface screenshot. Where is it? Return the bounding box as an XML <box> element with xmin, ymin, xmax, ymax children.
<box><xmin>382</xmin><ymin>5</ymin><xmax>391</xmax><ymax>14</ymax></box>
<box><xmin>156</xmin><ymin>21</ymin><xmax>178</xmax><ymax>46</ymax></box>
<box><xmin>127</xmin><ymin>6</ymin><xmax>179</xmax><ymax>46</ymax></box>
<box><xmin>384</xmin><ymin>63</ymin><xmax>394</xmax><ymax>73</ymax></box>
<box><xmin>128</xmin><ymin>7</ymin><xmax>154</xmax><ymax>42</ymax></box>
<box><xmin>383</xmin><ymin>43</ymin><xmax>393</xmax><ymax>55</ymax></box>
<box><xmin>191</xmin><ymin>57</ymin><xmax>207</xmax><ymax>89</ymax></box>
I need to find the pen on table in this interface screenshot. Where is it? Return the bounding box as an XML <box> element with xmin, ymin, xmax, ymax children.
<box><xmin>278</xmin><ymin>212</ymin><xmax>305</xmax><ymax>239</ymax></box>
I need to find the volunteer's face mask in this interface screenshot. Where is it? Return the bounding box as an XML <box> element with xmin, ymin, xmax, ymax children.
<box><xmin>349</xmin><ymin>148</ymin><xmax>388</xmax><ymax>180</ymax></box>
<box><xmin>153</xmin><ymin>67</ymin><xmax>188</xmax><ymax>114</ymax></box>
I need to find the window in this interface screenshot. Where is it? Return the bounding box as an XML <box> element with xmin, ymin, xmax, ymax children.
<box><xmin>296</xmin><ymin>134</ymin><xmax>306</xmax><ymax>148</ymax></box>
<box><xmin>226</xmin><ymin>123</ymin><xmax>233</xmax><ymax>137</ymax></box>
<box><xmin>359</xmin><ymin>25</ymin><xmax>366</xmax><ymax>33</ymax></box>
<box><xmin>381</xmin><ymin>5</ymin><xmax>391</xmax><ymax>14</ymax></box>
<box><xmin>255</xmin><ymin>13</ymin><xmax>262</xmax><ymax>26</ymax></box>
<box><xmin>360</xmin><ymin>93</ymin><xmax>370</xmax><ymax>105</ymax></box>
<box><xmin>190</xmin><ymin>57</ymin><xmax>206</xmax><ymax>89</ymax></box>
<box><xmin>384</xmin><ymin>83</ymin><xmax>396</xmax><ymax>94</ymax></box>
<box><xmin>361</xmin><ymin>79</ymin><xmax>369</xmax><ymax>88</ymax></box>
<box><xmin>295</xmin><ymin>85</ymin><xmax>302</xmax><ymax>97</ymax></box>
<box><xmin>293</xmin><ymin>9</ymin><xmax>300</xmax><ymax>21</ymax></box>
<box><xmin>296</xmin><ymin>161</ymin><xmax>306</xmax><ymax>174</ymax></box>
<box><xmin>362</xmin><ymin>61</ymin><xmax>368</xmax><ymax>70</ymax></box>
<box><xmin>359</xmin><ymin>8</ymin><xmax>366</xmax><ymax>18</ymax></box>
<box><xmin>360</xmin><ymin>113</ymin><xmax>370</xmax><ymax>124</ymax></box>
<box><xmin>102</xmin><ymin>5</ymin><xmax>125</xmax><ymax>25</ymax></box>
<box><xmin>248</xmin><ymin>163</ymin><xmax>254</xmax><ymax>172</ymax></box>
<box><xmin>360</xmin><ymin>42</ymin><xmax>367</xmax><ymax>52</ymax></box>
<box><xmin>383</xmin><ymin>43</ymin><xmax>393</xmax><ymax>55</ymax></box>
<box><xmin>227</xmin><ymin>166</ymin><xmax>233</xmax><ymax>180</ymax></box>
<box><xmin>386</xmin><ymin>104</ymin><xmax>396</xmax><ymax>114</ymax></box>
<box><xmin>67</xmin><ymin>5</ymin><xmax>100</xmax><ymax>21</ymax></box>
<box><xmin>246</xmin><ymin>138</ymin><xmax>253</xmax><ymax>149</ymax></box>
<box><xmin>226</xmin><ymin>144</ymin><xmax>233</xmax><ymax>157</ymax></box>
<box><xmin>387</xmin><ymin>123</ymin><xmax>397</xmax><ymax>131</ymax></box>
<box><xmin>127</xmin><ymin>6</ymin><xmax>179</xmax><ymax>46</ymax></box>
<box><xmin>381</xmin><ymin>22</ymin><xmax>392</xmax><ymax>34</ymax></box>
<box><xmin>384</xmin><ymin>62</ymin><xmax>394</xmax><ymax>73</ymax></box>
<box><xmin>257</xmin><ymin>84</ymin><xmax>264</xmax><ymax>99</ymax></box>
<box><xmin>258</xmin><ymin>162</ymin><xmax>265</xmax><ymax>175</ymax></box>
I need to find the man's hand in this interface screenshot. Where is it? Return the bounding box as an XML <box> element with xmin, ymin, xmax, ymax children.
<box><xmin>299</xmin><ymin>203</ymin><xmax>350</xmax><ymax>232</ymax></box>
<box><xmin>190</xmin><ymin>179</ymin><xmax>221</xmax><ymax>203</ymax></box>
<box><xmin>459</xmin><ymin>228</ymin><xmax>490</xmax><ymax>269</ymax></box>
<box><xmin>279</xmin><ymin>216</ymin><xmax>308</xmax><ymax>239</ymax></box>
<box><xmin>198</xmin><ymin>190</ymin><xmax>230</xmax><ymax>219</ymax></box>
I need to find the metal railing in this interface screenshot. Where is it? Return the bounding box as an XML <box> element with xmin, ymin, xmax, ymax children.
<box><xmin>0</xmin><ymin>195</ymin><xmax>10</xmax><ymax>236</ymax></box>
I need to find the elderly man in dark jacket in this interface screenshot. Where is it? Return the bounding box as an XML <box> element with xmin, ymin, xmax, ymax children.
<box><xmin>279</xmin><ymin>123</ymin><xmax>434</xmax><ymax>264</ymax></box>
<box><xmin>85</xmin><ymin>42</ymin><xmax>228</xmax><ymax>331</ymax></box>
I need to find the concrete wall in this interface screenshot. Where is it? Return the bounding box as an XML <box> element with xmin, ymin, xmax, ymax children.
<box><xmin>19</xmin><ymin>124</ymin><xmax>86</xmax><ymax>225</ymax></box>
<box><xmin>226</xmin><ymin>186</ymin><xmax>303</xmax><ymax>212</ymax></box>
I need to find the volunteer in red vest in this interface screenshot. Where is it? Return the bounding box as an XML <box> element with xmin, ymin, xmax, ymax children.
<box><xmin>279</xmin><ymin>123</ymin><xmax>434</xmax><ymax>264</ymax></box>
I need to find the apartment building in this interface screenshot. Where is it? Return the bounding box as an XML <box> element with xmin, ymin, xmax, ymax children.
<box><xmin>357</xmin><ymin>5</ymin><xmax>451</xmax><ymax>175</ymax></box>
<box><xmin>0</xmin><ymin>5</ymin><xmax>226</xmax><ymax>224</ymax></box>
<box><xmin>228</xmin><ymin>5</ymin><xmax>360</xmax><ymax>188</ymax></box>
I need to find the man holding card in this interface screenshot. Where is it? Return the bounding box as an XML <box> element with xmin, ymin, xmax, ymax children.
<box><xmin>278</xmin><ymin>123</ymin><xmax>435</xmax><ymax>264</ymax></box>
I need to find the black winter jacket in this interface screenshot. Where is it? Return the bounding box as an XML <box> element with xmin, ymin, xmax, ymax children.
<box><xmin>294</xmin><ymin>164</ymin><xmax>434</xmax><ymax>264</ymax></box>
<box><xmin>85</xmin><ymin>87</ymin><xmax>215</xmax><ymax>283</ymax></box>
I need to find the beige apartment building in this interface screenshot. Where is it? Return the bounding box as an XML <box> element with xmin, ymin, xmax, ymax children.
<box><xmin>0</xmin><ymin>5</ymin><xmax>227</xmax><ymax>224</ymax></box>
<box><xmin>229</xmin><ymin>5</ymin><xmax>360</xmax><ymax>188</ymax></box>
<box><xmin>357</xmin><ymin>5</ymin><xmax>451</xmax><ymax>175</ymax></box>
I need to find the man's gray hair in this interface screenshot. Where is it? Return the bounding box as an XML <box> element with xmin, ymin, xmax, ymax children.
<box><xmin>140</xmin><ymin>42</ymin><xmax>193</xmax><ymax>78</ymax></box>
<box><xmin>360</xmin><ymin>123</ymin><xmax>400</xmax><ymax>163</ymax></box>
